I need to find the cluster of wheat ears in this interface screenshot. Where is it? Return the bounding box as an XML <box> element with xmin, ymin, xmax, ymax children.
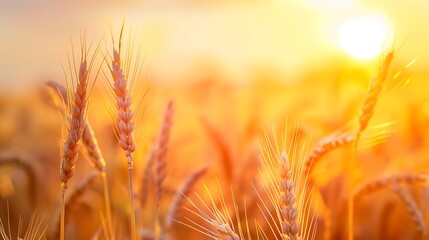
<box><xmin>0</xmin><ymin>24</ymin><xmax>426</xmax><ymax>240</ymax></box>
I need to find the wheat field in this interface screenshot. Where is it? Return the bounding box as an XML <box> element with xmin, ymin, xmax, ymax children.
<box><xmin>1</xmin><ymin>1</ymin><xmax>429</xmax><ymax>240</ymax></box>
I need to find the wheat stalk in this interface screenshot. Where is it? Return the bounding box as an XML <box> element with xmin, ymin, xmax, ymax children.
<box><xmin>258</xmin><ymin>126</ymin><xmax>317</xmax><ymax>240</ymax></box>
<box><xmin>349</xmin><ymin>51</ymin><xmax>395</xmax><ymax>240</ymax></box>
<box><xmin>354</xmin><ymin>173</ymin><xmax>426</xmax><ymax>200</ymax></box>
<box><xmin>154</xmin><ymin>100</ymin><xmax>174</xmax><ymax>206</ymax></box>
<box><xmin>110</xmin><ymin>25</ymin><xmax>137</xmax><ymax>240</ymax></box>
<box><xmin>278</xmin><ymin>152</ymin><xmax>300</xmax><ymax>240</ymax></box>
<box><xmin>82</xmin><ymin>122</ymin><xmax>114</xmax><ymax>238</ymax></box>
<box><xmin>60</xmin><ymin>58</ymin><xmax>88</xmax><ymax>187</ymax></box>
<box><xmin>46</xmin><ymin>80</ymin><xmax>113</xmax><ymax>238</ymax></box>
<box><xmin>60</xmin><ymin>54</ymin><xmax>89</xmax><ymax>240</ymax></box>
<box><xmin>209</xmin><ymin>220</ymin><xmax>240</xmax><ymax>240</ymax></box>
<box><xmin>304</xmin><ymin>132</ymin><xmax>355</xmax><ymax>177</ymax></box>
<box><xmin>151</xmin><ymin>100</ymin><xmax>174</xmax><ymax>239</ymax></box>
<box><xmin>358</xmin><ymin>51</ymin><xmax>394</xmax><ymax>133</ymax></box>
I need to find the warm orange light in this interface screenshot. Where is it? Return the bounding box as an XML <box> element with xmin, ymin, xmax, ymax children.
<box><xmin>338</xmin><ymin>15</ymin><xmax>391</xmax><ymax>60</ymax></box>
<box><xmin>303</xmin><ymin>0</ymin><xmax>356</xmax><ymax>10</ymax></box>
<box><xmin>423</xmin><ymin>100</ymin><xmax>429</xmax><ymax>117</ymax></box>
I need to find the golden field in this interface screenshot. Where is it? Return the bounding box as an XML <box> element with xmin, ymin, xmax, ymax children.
<box><xmin>1</xmin><ymin>1</ymin><xmax>429</xmax><ymax>240</ymax></box>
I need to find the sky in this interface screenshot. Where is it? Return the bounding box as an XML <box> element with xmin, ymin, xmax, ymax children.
<box><xmin>0</xmin><ymin>0</ymin><xmax>428</xmax><ymax>92</ymax></box>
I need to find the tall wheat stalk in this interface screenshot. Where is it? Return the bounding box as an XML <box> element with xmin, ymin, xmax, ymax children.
<box><xmin>258</xmin><ymin>125</ymin><xmax>317</xmax><ymax>240</ymax></box>
<box><xmin>349</xmin><ymin>51</ymin><xmax>394</xmax><ymax>240</ymax></box>
<box><xmin>109</xmin><ymin>25</ymin><xmax>137</xmax><ymax>240</ymax></box>
<box><xmin>59</xmin><ymin>54</ymin><xmax>89</xmax><ymax>240</ymax></box>
<box><xmin>153</xmin><ymin>100</ymin><xmax>174</xmax><ymax>240</ymax></box>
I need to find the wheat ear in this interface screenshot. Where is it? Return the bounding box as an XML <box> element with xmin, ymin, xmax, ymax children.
<box><xmin>354</xmin><ymin>173</ymin><xmax>426</xmax><ymax>200</ymax></box>
<box><xmin>304</xmin><ymin>132</ymin><xmax>354</xmax><ymax>177</ymax></box>
<box><xmin>46</xmin><ymin>80</ymin><xmax>113</xmax><ymax>238</ymax></box>
<box><xmin>278</xmin><ymin>152</ymin><xmax>299</xmax><ymax>240</ymax></box>
<box><xmin>152</xmin><ymin>100</ymin><xmax>174</xmax><ymax>239</ymax></box>
<box><xmin>110</xmin><ymin>27</ymin><xmax>137</xmax><ymax>240</ymax></box>
<box><xmin>349</xmin><ymin>51</ymin><xmax>395</xmax><ymax>240</ymax></box>
<box><xmin>154</xmin><ymin>100</ymin><xmax>174</xmax><ymax>205</ymax></box>
<box><xmin>179</xmin><ymin>180</ymin><xmax>245</xmax><ymax>240</ymax></box>
<box><xmin>390</xmin><ymin>183</ymin><xmax>427</xmax><ymax>235</ymax></box>
<box><xmin>60</xmin><ymin>56</ymin><xmax>89</xmax><ymax>240</ymax></box>
<box><xmin>358</xmin><ymin>51</ymin><xmax>394</xmax><ymax>133</ymax></box>
<box><xmin>209</xmin><ymin>220</ymin><xmax>240</xmax><ymax>240</ymax></box>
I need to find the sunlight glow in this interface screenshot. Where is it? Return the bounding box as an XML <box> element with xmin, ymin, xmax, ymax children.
<box><xmin>338</xmin><ymin>15</ymin><xmax>391</xmax><ymax>60</ymax></box>
<box><xmin>303</xmin><ymin>0</ymin><xmax>356</xmax><ymax>10</ymax></box>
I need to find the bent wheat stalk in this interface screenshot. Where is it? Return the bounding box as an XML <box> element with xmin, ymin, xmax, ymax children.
<box><xmin>354</xmin><ymin>173</ymin><xmax>426</xmax><ymax>200</ymax></box>
<box><xmin>304</xmin><ymin>132</ymin><xmax>355</xmax><ymax>177</ymax></box>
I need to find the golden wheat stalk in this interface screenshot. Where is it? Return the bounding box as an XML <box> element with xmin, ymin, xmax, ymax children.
<box><xmin>60</xmin><ymin>55</ymin><xmax>89</xmax><ymax>240</ymax></box>
<box><xmin>46</xmin><ymin>80</ymin><xmax>113</xmax><ymax>238</ymax></box>
<box><xmin>258</xmin><ymin>126</ymin><xmax>317</xmax><ymax>240</ymax></box>
<box><xmin>354</xmin><ymin>173</ymin><xmax>426</xmax><ymax>200</ymax></box>
<box><xmin>304</xmin><ymin>132</ymin><xmax>355</xmax><ymax>177</ymax></box>
<box><xmin>278</xmin><ymin>152</ymin><xmax>300</xmax><ymax>240</ymax></box>
<box><xmin>181</xmin><ymin>184</ymin><xmax>243</xmax><ymax>240</ymax></box>
<box><xmin>110</xmin><ymin>25</ymin><xmax>137</xmax><ymax>240</ymax></box>
<box><xmin>349</xmin><ymin>51</ymin><xmax>395</xmax><ymax>240</ymax></box>
<box><xmin>209</xmin><ymin>220</ymin><xmax>240</xmax><ymax>240</ymax></box>
<box><xmin>150</xmin><ymin>100</ymin><xmax>174</xmax><ymax>240</ymax></box>
<box><xmin>154</xmin><ymin>100</ymin><xmax>174</xmax><ymax>207</ymax></box>
<box><xmin>60</xmin><ymin>58</ymin><xmax>88</xmax><ymax>188</ymax></box>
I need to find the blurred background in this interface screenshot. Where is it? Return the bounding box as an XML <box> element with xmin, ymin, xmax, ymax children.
<box><xmin>1</xmin><ymin>0</ymin><xmax>429</xmax><ymax>91</ymax></box>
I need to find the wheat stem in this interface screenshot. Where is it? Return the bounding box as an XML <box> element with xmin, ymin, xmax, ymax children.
<box><xmin>348</xmin><ymin>132</ymin><xmax>360</xmax><ymax>240</ymax></box>
<box><xmin>101</xmin><ymin>172</ymin><xmax>113</xmax><ymax>239</ymax></box>
<box><xmin>60</xmin><ymin>183</ymin><xmax>66</xmax><ymax>240</ymax></box>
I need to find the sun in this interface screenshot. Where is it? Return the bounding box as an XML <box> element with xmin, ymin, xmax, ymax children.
<box><xmin>338</xmin><ymin>15</ymin><xmax>391</xmax><ymax>60</ymax></box>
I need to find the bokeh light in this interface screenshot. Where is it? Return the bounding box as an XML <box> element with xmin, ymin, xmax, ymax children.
<box><xmin>338</xmin><ymin>15</ymin><xmax>391</xmax><ymax>60</ymax></box>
